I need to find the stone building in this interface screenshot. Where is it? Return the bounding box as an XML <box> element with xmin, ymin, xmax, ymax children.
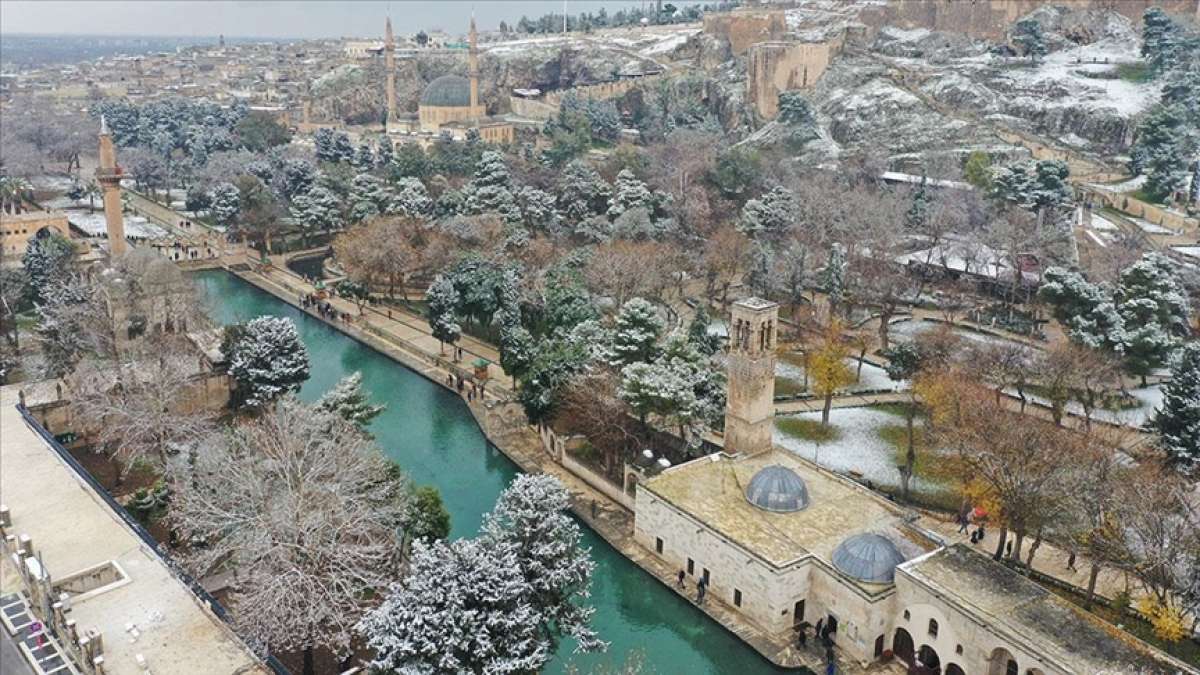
<box><xmin>631</xmin><ymin>296</ymin><xmax>1193</xmax><ymax>674</ymax></box>
<box><xmin>95</xmin><ymin>115</ymin><xmax>127</xmax><ymax>257</ymax></box>
<box><xmin>0</xmin><ymin>211</ymin><xmax>71</xmax><ymax>258</ymax></box>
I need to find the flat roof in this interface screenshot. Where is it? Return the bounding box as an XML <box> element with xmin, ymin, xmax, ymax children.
<box><xmin>0</xmin><ymin>386</ymin><xmax>265</xmax><ymax>675</ymax></box>
<box><xmin>899</xmin><ymin>545</ymin><xmax>1191</xmax><ymax>675</ymax></box>
<box><xmin>642</xmin><ymin>450</ymin><xmax>938</xmax><ymax>586</ymax></box>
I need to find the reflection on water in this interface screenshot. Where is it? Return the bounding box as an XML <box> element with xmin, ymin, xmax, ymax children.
<box><xmin>195</xmin><ymin>270</ymin><xmax>799</xmax><ymax>675</ymax></box>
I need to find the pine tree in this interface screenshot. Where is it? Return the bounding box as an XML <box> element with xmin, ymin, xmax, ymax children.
<box><xmin>1039</xmin><ymin>267</ymin><xmax>1126</xmax><ymax>351</ymax></box>
<box><xmin>375</xmin><ymin>140</ymin><xmax>393</xmax><ymax>170</ymax></box>
<box><xmin>610</xmin><ymin>297</ymin><xmax>663</xmax><ymax>366</ymax></box>
<box><xmin>426</xmin><ymin>275</ymin><xmax>461</xmax><ymax>353</ymax></box>
<box><xmin>904</xmin><ymin>175</ymin><xmax>932</xmax><ymax>230</ymax></box>
<box><xmin>314</xmin><ymin>127</ymin><xmax>337</xmax><ymax>162</ymax></box>
<box><xmin>1116</xmin><ymin>253</ymin><xmax>1191</xmax><ymax>382</ymax></box>
<box><xmin>388</xmin><ymin>177</ymin><xmax>433</xmax><ymax>218</ymax></box>
<box><xmin>316</xmin><ymin>371</ymin><xmax>384</xmax><ymax>427</ymax></box>
<box><xmin>1150</xmin><ymin>342</ymin><xmax>1200</xmax><ymax>476</ymax></box>
<box><xmin>348</xmin><ymin>173</ymin><xmax>393</xmax><ymax>223</ymax></box>
<box><xmin>22</xmin><ymin>231</ymin><xmax>75</xmax><ymax>306</ymax></box>
<box><xmin>353</xmin><ymin>142</ymin><xmax>375</xmax><ymax>172</ymax></box>
<box><xmin>738</xmin><ymin>185</ymin><xmax>796</xmax><ymax>238</ymax></box>
<box><xmin>331</xmin><ymin>131</ymin><xmax>355</xmax><ymax>164</ymax></box>
<box><xmin>500</xmin><ymin>322</ymin><xmax>536</xmax><ymax>380</ymax></box>
<box><xmin>558</xmin><ymin>160</ymin><xmax>610</xmax><ymax>221</ymax></box>
<box><xmin>463</xmin><ymin>151</ymin><xmax>519</xmax><ymax>222</ymax></box>
<box><xmin>1142</xmin><ymin>8</ymin><xmax>1181</xmax><ymax>75</ymax></box>
<box><xmin>290</xmin><ymin>185</ymin><xmax>343</xmax><ymax>243</ymax></box>
<box><xmin>822</xmin><ymin>244</ymin><xmax>847</xmax><ymax>315</ymax></box>
<box><xmin>277</xmin><ymin>158</ymin><xmax>317</xmax><ymax>201</ymax></box>
<box><xmin>607</xmin><ymin>169</ymin><xmax>653</xmax><ymax>220</ymax></box>
<box><xmin>515</xmin><ymin>186</ymin><xmax>561</xmax><ymax>234</ymax></box>
<box><xmin>1012</xmin><ymin>18</ymin><xmax>1047</xmax><ymax>63</ymax></box>
<box><xmin>686</xmin><ymin>307</ymin><xmax>721</xmax><ymax>356</ymax></box>
<box><xmin>225</xmin><ymin>316</ymin><xmax>311</xmax><ymax>409</ymax></box>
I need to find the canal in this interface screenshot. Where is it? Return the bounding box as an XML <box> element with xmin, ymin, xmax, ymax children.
<box><xmin>195</xmin><ymin>270</ymin><xmax>795</xmax><ymax>675</ymax></box>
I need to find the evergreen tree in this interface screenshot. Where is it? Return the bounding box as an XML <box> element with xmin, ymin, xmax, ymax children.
<box><xmin>314</xmin><ymin>127</ymin><xmax>337</xmax><ymax>162</ymax></box>
<box><xmin>388</xmin><ymin>177</ymin><xmax>433</xmax><ymax>218</ymax></box>
<box><xmin>353</xmin><ymin>142</ymin><xmax>375</xmax><ymax>172</ymax></box>
<box><xmin>500</xmin><ymin>322</ymin><xmax>536</xmax><ymax>381</ymax></box>
<box><xmin>1039</xmin><ymin>267</ymin><xmax>1126</xmax><ymax>351</ymax></box>
<box><xmin>609</xmin><ymin>297</ymin><xmax>663</xmax><ymax>366</ymax></box>
<box><xmin>963</xmin><ymin>150</ymin><xmax>993</xmax><ymax>190</ymax></box>
<box><xmin>277</xmin><ymin>158</ymin><xmax>317</xmax><ymax>201</ymax></box>
<box><xmin>317</xmin><ymin>371</ymin><xmax>385</xmax><ymax>427</ymax></box>
<box><xmin>409</xmin><ymin>485</ymin><xmax>451</xmax><ymax>542</ymax></box>
<box><xmin>426</xmin><ymin>275</ymin><xmax>461</xmax><ymax>354</ymax></box>
<box><xmin>348</xmin><ymin>173</ymin><xmax>393</xmax><ymax>223</ymax></box>
<box><xmin>738</xmin><ymin>185</ymin><xmax>796</xmax><ymax>239</ymax></box>
<box><xmin>1149</xmin><ymin>342</ymin><xmax>1200</xmax><ymax>476</ymax></box>
<box><xmin>557</xmin><ymin>160</ymin><xmax>610</xmax><ymax>221</ymax></box>
<box><xmin>290</xmin><ymin>185</ymin><xmax>343</xmax><ymax>242</ymax></box>
<box><xmin>515</xmin><ymin>186</ymin><xmax>561</xmax><ymax>234</ymax></box>
<box><xmin>517</xmin><ymin>338</ymin><xmax>590</xmax><ymax>423</ymax></box>
<box><xmin>1142</xmin><ymin>7</ymin><xmax>1181</xmax><ymax>75</ymax></box>
<box><xmin>607</xmin><ymin>169</ymin><xmax>653</xmax><ymax>220</ymax></box>
<box><xmin>1012</xmin><ymin>18</ymin><xmax>1047</xmax><ymax>63</ymax></box>
<box><xmin>464</xmin><ymin>151</ymin><xmax>520</xmax><ymax>222</ymax></box>
<box><xmin>822</xmin><ymin>244</ymin><xmax>847</xmax><ymax>315</ymax></box>
<box><xmin>22</xmin><ymin>231</ymin><xmax>75</xmax><ymax>306</ymax></box>
<box><xmin>225</xmin><ymin>316</ymin><xmax>311</xmax><ymax>409</ymax></box>
<box><xmin>375</xmin><ymin>140</ymin><xmax>394</xmax><ymax>170</ymax></box>
<box><xmin>1117</xmin><ymin>253</ymin><xmax>1191</xmax><ymax>382</ymax></box>
<box><xmin>904</xmin><ymin>175</ymin><xmax>932</xmax><ymax>230</ymax></box>
<box><xmin>331</xmin><ymin>131</ymin><xmax>355</xmax><ymax>164</ymax></box>
<box><xmin>686</xmin><ymin>307</ymin><xmax>721</xmax><ymax>356</ymax></box>
<box><xmin>390</xmin><ymin>142</ymin><xmax>429</xmax><ymax>179</ymax></box>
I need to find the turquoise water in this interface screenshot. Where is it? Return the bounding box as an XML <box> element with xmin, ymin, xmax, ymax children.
<box><xmin>195</xmin><ymin>271</ymin><xmax>796</xmax><ymax>675</ymax></box>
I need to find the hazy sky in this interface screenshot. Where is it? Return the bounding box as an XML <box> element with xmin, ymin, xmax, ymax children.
<box><xmin>0</xmin><ymin>1</ymin><xmax>685</xmax><ymax>38</ymax></box>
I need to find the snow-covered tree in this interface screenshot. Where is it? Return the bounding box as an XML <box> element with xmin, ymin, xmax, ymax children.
<box><xmin>375</xmin><ymin>140</ymin><xmax>393</xmax><ymax>170</ymax></box>
<box><xmin>610</xmin><ymin>297</ymin><xmax>663</xmax><ymax>367</ymax></box>
<box><xmin>500</xmin><ymin>322</ymin><xmax>536</xmax><ymax>381</ymax></box>
<box><xmin>686</xmin><ymin>307</ymin><xmax>721</xmax><ymax>356</ymax></box>
<box><xmin>1011</xmin><ymin>18</ymin><xmax>1047</xmax><ymax>62</ymax></box>
<box><xmin>358</xmin><ymin>536</ymin><xmax>546</xmax><ymax>674</ymax></box>
<box><xmin>517</xmin><ymin>338</ymin><xmax>590</xmax><ymax>423</ymax></box>
<box><xmin>34</xmin><ymin>275</ymin><xmax>90</xmax><ymax>378</ymax></box>
<box><xmin>388</xmin><ymin>176</ymin><xmax>433</xmax><ymax>218</ymax></box>
<box><xmin>170</xmin><ymin>398</ymin><xmax>411</xmax><ymax>675</ymax></box>
<box><xmin>314</xmin><ymin>127</ymin><xmax>336</xmax><ymax>162</ymax></box>
<box><xmin>1038</xmin><ymin>267</ymin><xmax>1126</xmax><ymax>351</ymax></box>
<box><xmin>607</xmin><ymin>169</ymin><xmax>653</xmax><ymax>220</ymax></box>
<box><xmin>619</xmin><ymin>356</ymin><xmax>699</xmax><ymax>430</ymax></box>
<box><xmin>990</xmin><ymin>160</ymin><xmax>1072</xmax><ymax>214</ymax></box>
<box><xmin>347</xmin><ymin>173</ymin><xmax>393</xmax><ymax>223</ymax></box>
<box><xmin>208</xmin><ymin>181</ymin><xmax>241</xmax><ymax>228</ymax></box>
<box><xmin>290</xmin><ymin>185</ymin><xmax>344</xmax><ymax>243</ymax></box>
<box><xmin>904</xmin><ymin>176</ymin><xmax>932</xmax><ymax>230</ymax></box>
<box><xmin>1142</xmin><ymin>7</ymin><xmax>1183</xmax><ymax>75</ymax></box>
<box><xmin>22</xmin><ymin>231</ymin><xmax>75</xmax><ymax>306</ymax></box>
<box><xmin>277</xmin><ymin>158</ymin><xmax>317</xmax><ymax>201</ymax></box>
<box><xmin>515</xmin><ymin>185</ymin><xmax>561</xmax><ymax>234</ymax></box>
<box><xmin>225</xmin><ymin>316</ymin><xmax>311</xmax><ymax>408</ymax></box>
<box><xmin>352</xmin><ymin>142</ymin><xmax>375</xmax><ymax>172</ymax></box>
<box><xmin>331</xmin><ymin>131</ymin><xmax>355</xmax><ymax>164</ymax></box>
<box><xmin>1117</xmin><ymin>253</ymin><xmax>1191</xmax><ymax>381</ymax></box>
<box><xmin>481</xmin><ymin>474</ymin><xmax>603</xmax><ymax>654</ymax></box>
<box><xmin>1131</xmin><ymin>105</ymin><xmax>1191</xmax><ymax>201</ymax></box>
<box><xmin>822</xmin><ymin>244</ymin><xmax>848</xmax><ymax>315</ymax></box>
<box><xmin>558</xmin><ymin>160</ymin><xmax>611</xmax><ymax>221</ymax></box>
<box><xmin>463</xmin><ymin>151</ymin><xmax>520</xmax><ymax>222</ymax></box>
<box><xmin>426</xmin><ymin>275</ymin><xmax>461</xmax><ymax>354</ymax></box>
<box><xmin>738</xmin><ymin>185</ymin><xmax>795</xmax><ymax>239</ymax></box>
<box><xmin>316</xmin><ymin>371</ymin><xmax>385</xmax><ymax>428</ymax></box>
<box><xmin>1189</xmin><ymin>159</ymin><xmax>1200</xmax><ymax>207</ymax></box>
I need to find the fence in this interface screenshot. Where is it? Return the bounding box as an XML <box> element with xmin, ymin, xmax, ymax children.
<box><xmin>13</xmin><ymin>404</ymin><xmax>289</xmax><ymax>675</ymax></box>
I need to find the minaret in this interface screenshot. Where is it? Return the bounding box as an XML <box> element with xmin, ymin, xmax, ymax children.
<box><xmin>468</xmin><ymin>15</ymin><xmax>481</xmax><ymax>121</ymax></box>
<box><xmin>723</xmin><ymin>298</ymin><xmax>779</xmax><ymax>455</ymax></box>
<box><xmin>95</xmin><ymin>116</ymin><xmax>127</xmax><ymax>257</ymax></box>
<box><xmin>384</xmin><ymin>17</ymin><xmax>397</xmax><ymax>130</ymax></box>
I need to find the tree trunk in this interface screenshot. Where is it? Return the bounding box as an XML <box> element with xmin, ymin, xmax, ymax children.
<box><xmin>856</xmin><ymin>347</ymin><xmax>866</xmax><ymax>382</ymax></box>
<box><xmin>822</xmin><ymin>391</ymin><xmax>833</xmax><ymax>425</ymax></box>
<box><xmin>1084</xmin><ymin>563</ymin><xmax>1101</xmax><ymax>609</ymax></box>
<box><xmin>993</xmin><ymin>527</ymin><xmax>1008</xmax><ymax>561</ymax></box>
<box><xmin>902</xmin><ymin>409</ymin><xmax>915</xmax><ymax>501</ymax></box>
<box><xmin>1025</xmin><ymin>531</ymin><xmax>1042</xmax><ymax>571</ymax></box>
<box><xmin>303</xmin><ymin>646</ymin><xmax>314</xmax><ymax>675</ymax></box>
<box><xmin>1011</xmin><ymin>531</ymin><xmax>1024</xmax><ymax>561</ymax></box>
<box><xmin>878</xmin><ymin>306</ymin><xmax>893</xmax><ymax>351</ymax></box>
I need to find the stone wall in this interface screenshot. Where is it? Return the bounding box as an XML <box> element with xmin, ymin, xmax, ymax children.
<box><xmin>507</xmin><ymin>73</ymin><xmax>668</xmax><ymax>121</ymax></box>
<box><xmin>1</xmin><ymin>211</ymin><xmax>71</xmax><ymax>256</ymax></box>
<box><xmin>855</xmin><ymin>0</ymin><xmax>1200</xmax><ymax>44</ymax></box>
<box><xmin>703</xmin><ymin>8</ymin><xmax>788</xmax><ymax>55</ymax></box>
<box><xmin>747</xmin><ymin>36</ymin><xmax>843</xmax><ymax>119</ymax></box>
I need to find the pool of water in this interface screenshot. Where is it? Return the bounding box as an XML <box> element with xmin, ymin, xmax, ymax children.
<box><xmin>195</xmin><ymin>270</ymin><xmax>799</xmax><ymax>675</ymax></box>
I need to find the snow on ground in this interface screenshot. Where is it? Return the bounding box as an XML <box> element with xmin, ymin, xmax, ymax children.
<box><xmin>995</xmin><ymin>38</ymin><xmax>1162</xmax><ymax>116</ymax></box>
<box><xmin>1130</xmin><ymin>216</ymin><xmax>1176</xmax><ymax>235</ymax></box>
<box><xmin>68</xmin><ymin>211</ymin><xmax>167</xmax><ymax>240</ymax></box>
<box><xmin>1088</xmin><ymin>213</ymin><xmax>1120</xmax><ymax>231</ymax></box>
<box><xmin>1171</xmin><ymin>246</ymin><xmax>1200</xmax><ymax>260</ymax></box>
<box><xmin>1007</xmin><ymin>383</ymin><xmax>1163</xmax><ymax>428</ymax></box>
<box><xmin>30</xmin><ymin>175</ymin><xmax>75</xmax><ymax>191</ymax></box>
<box><xmin>774</xmin><ymin>407</ymin><xmax>941</xmax><ymax>492</ymax></box>
<box><xmin>889</xmin><ymin>318</ymin><xmax>1026</xmax><ymax>349</ymax></box>
<box><xmin>640</xmin><ymin>30</ymin><xmax>698</xmax><ymax>56</ymax></box>
<box><xmin>776</xmin><ymin>357</ymin><xmax>908</xmax><ymax>393</ymax></box>
<box><xmin>1085</xmin><ymin>230</ymin><xmax>1108</xmax><ymax>247</ymax></box>
<box><xmin>1089</xmin><ymin>174</ymin><xmax>1146</xmax><ymax>194</ymax></box>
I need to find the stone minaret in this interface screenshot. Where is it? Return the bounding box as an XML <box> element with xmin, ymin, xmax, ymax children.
<box><xmin>384</xmin><ymin>16</ymin><xmax>397</xmax><ymax>130</ymax></box>
<box><xmin>468</xmin><ymin>15</ymin><xmax>482</xmax><ymax>121</ymax></box>
<box><xmin>723</xmin><ymin>298</ymin><xmax>778</xmax><ymax>455</ymax></box>
<box><xmin>95</xmin><ymin>116</ymin><xmax>127</xmax><ymax>257</ymax></box>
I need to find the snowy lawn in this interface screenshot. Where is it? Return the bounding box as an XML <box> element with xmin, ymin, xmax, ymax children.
<box><xmin>889</xmin><ymin>318</ymin><xmax>1025</xmax><ymax>350</ymax></box>
<box><xmin>1172</xmin><ymin>246</ymin><xmax>1200</xmax><ymax>261</ymax></box>
<box><xmin>774</xmin><ymin>406</ymin><xmax>950</xmax><ymax>500</ymax></box>
<box><xmin>1008</xmin><ymin>383</ymin><xmax>1164</xmax><ymax>428</ymax></box>
<box><xmin>1130</xmin><ymin>217</ymin><xmax>1176</xmax><ymax>236</ymax></box>
<box><xmin>776</xmin><ymin>351</ymin><xmax>907</xmax><ymax>394</ymax></box>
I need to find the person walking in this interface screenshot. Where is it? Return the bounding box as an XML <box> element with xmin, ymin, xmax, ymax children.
<box><xmin>676</xmin><ymin>570</ymin><xmax>686</xmax><ymax>590</ymax></box>
<box><xmin>1066</xmin><ymin>550</ymin><xmax>1077</xmax><ymax>571</ymax></box>
<box><xmin>814</xmin><ymin>618</ymin><xmax>824</xmax><ymax>640</ymax></box>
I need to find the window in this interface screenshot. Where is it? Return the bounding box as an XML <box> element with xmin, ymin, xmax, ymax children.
<box><xmin>655</xmin><ymin>537</ymin><xmax>663</xmax><ymax>554</ymax></box>
<box><xmin>702</xmin><ymin>568</ymin><xmax>710</xmax><ymax>585</ymax></box>
<box><xmin>928</xmin><ymin>619</ymin><xmax>938</xmax><ymax>638</ymax></box>
<box><xmin>687</xmin><ymin>558</ymin><xmax>694</xmax><ymax>575</ymax></box>
<box><xmin>1006</xmin><ymin>660</ymin><xmax>1018</xmax><ymax>675</ymax></box>
<box><xmin>733</xmin><ymin>589</ymin><xmax>742</xmax><ymax>607</ymax></box>
<box><xmin>956</xmin><ymin>644</ymin><xmax>963</xmax><ymax>655</ymax></box>
<box><xmin>903</xmin><ymin>609</ymin><xmax>910</xmax><ymax>620</ymax></box>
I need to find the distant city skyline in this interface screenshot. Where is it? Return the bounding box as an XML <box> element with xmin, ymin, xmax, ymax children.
<box><xmin>0</xmin><ymin>1</ymin><xmax>702</xmax><ymax>39</ymax></box>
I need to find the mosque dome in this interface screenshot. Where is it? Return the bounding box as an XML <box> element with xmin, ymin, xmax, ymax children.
<box><xmin>744</xmin><ymin>465</ymin><xmax>809</xmax><ymax>513</ymax></box>
<box><xmin>831</xmin><ymin>533</ymin><xmax>906</xmax><ymax>583</ymax></box>
<box><xmin>420</xmin><ymin>74</ymin><xmax>472</xmax><ymax>107</ymax></box>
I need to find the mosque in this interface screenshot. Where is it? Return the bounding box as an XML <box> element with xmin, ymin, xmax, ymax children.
<box><xmin>383</xmin><ymin>17</ymin><xmax>515</xmax><ymax>147</ymax></box>
<box><xmin>633</xmin><ymin>298</ymin><xmax>1192</xmax><ymax>675</ymax></box>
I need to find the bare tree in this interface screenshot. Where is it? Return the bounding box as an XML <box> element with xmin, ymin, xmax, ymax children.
<box><xmin>700</xmin><ymin>225</ymin><xmax>749</xmax><ymax>309</ymax></box>
<box><xmin>168</xmin><ymin>397</ymin><xmax>412</xmax><ymax>675</ymax></box>
<box><xmin>584</xmin><ymin>241</ymin><xmax>670</xmax><ymax>310</ymax></box>
<box><xmin>334</xmin><ymin>217</ymin><xmax>423</xmax><ymax>300</ymax></box>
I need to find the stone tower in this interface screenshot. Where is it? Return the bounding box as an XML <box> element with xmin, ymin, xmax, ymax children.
<box><xmin>723</xmin><ymin>297</ymin><xmax>778</xmax><ymax>455</ymax></box>
<box><xmin>468</xmin><ymin>15</ymin><xmax>482</xmax><ymax>121</ymax></box>
<box><xmin>95</xmin><ymin>116</ymin><xmax>127</xmax><ymax>257</ymax></box>
<box><xmin>384</xmin><ymin>17</ymin><xmax>397</xmax><ymax>130</ymax></box>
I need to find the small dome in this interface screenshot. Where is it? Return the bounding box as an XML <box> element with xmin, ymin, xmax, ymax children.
<box><xmin>420</xmin><ymin>74</ymin><xmax>471</xmax><ymax>107</ymax></box>
<box><xmin>745</xmin><ymin>465</ymin><xmax>809</xmax><ymax>512</ymax></box>
<box><xmin>832</xmin><ymin>533</ymin><xmax>906</xmax><ymax>583</ymax></box>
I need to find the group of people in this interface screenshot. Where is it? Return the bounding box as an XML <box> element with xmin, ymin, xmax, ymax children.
<box><xmin>674</xmin><ymin>570</ymin><xmax>709</xmax><ymax>605</ymax></box>
<box><xmin>300</xmin><ymin>293</ymin><xmax>352</xmax><ymax>324</ymax></box>
<box><xmin>447</xmin><ymin>372</ymin><xmax>485</xmax><ymax>401</ymax></box>
<box><xmin>956</xmin><ymin>505</ymin><xmax>988</xmax><ymax>545</ymax></box>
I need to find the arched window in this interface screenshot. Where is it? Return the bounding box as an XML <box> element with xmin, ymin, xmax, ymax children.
<box><xmin>1006</xmin><ymin>660</ymin><xmax>1019</xmax><ymax>675</ymax></box>
<box><xmin>928</xmin><ymin>618</ymin><xmax>939</xmax><ymax>638</ymax></box>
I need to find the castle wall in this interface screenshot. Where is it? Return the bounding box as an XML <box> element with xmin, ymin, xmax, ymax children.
<box><xmin>856</xmin><ymin>0</ymin><xmax>1199</xmax><ymax>43</ymax></box>
<box><xmin>703</xmin><ymin>8</ymin><xmax>788</xmax><ymax>55</ymax></box>
<box><xmin>508</xmin><ymin>73</ymin><xmax>669</xmax><ymax>122</ymax></box>
<box><xmin>747</xmin><ymin>37</ymin><xmax>842</xmax><ymax>120</ymax></box>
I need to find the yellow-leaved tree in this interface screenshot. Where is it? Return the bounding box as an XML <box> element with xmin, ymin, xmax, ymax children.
<box><xmin>809</xmin><ymin>320</ymin><xmax>853</xmax><ymax>426</ymax></box>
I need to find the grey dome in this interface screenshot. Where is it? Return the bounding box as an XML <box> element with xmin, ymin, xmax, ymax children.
<box><xmin>420</xmin><ymin>75</ymin><xmax>471</xmax><ymax>107</ymax></box>
<box><xmin>831</xmin><ymin>533</ymin><xmax>905</xmax><ymax>583</ymax></box>
<box><xmin>744</xmin><ymin>465</ymin><xmax>809</xmax><ymax>512</ymax></box>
